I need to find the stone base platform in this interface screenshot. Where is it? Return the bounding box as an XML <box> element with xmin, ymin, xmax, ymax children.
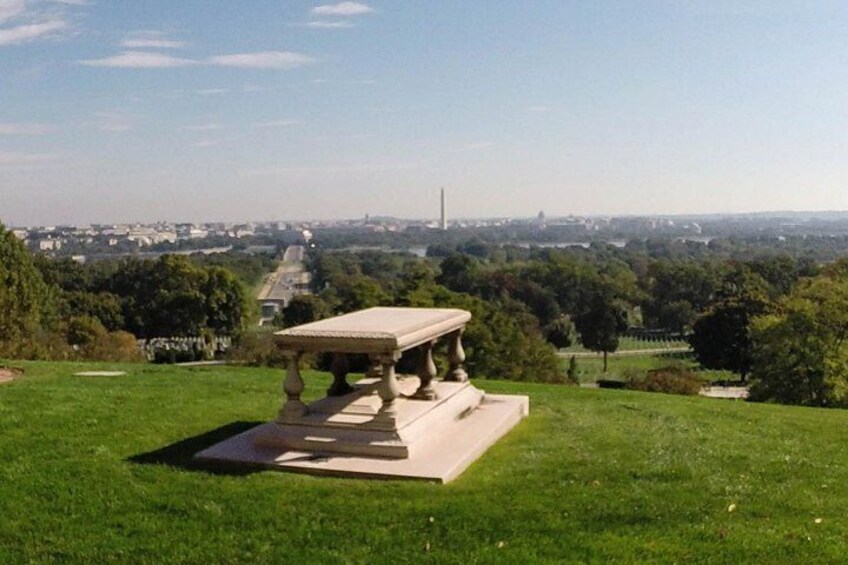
<box><xmin>195</xmin><ymin>378</ymin><xmax>528</xmax><ymax>483</ymax></box>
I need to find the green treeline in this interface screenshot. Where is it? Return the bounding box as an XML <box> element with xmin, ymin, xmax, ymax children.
<box><xmin>279</xmin><ymin>242</ymin><xmax>848</xmax><ymax>403</ymax></box>
<box><xmin>9</xmin><ymin>218</ymin><xmax>848</xmax><ymax>408</ymax></box>
<box><xmin>0</xmin><ymin>224</ymin><xmax>250</xmax><ymax>360</ymax></box>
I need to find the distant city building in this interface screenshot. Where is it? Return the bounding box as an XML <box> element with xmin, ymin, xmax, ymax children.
<box><xmin>440</xmin><ymin>188</ymin><xmax>447</xmax><ymax>230</ymax></box>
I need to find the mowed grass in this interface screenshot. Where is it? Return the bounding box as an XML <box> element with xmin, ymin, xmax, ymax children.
<box><xmin>1</xmin><ymin>362</ymin><xmax>847</xmax><ymax>563</ymax></box>
<box><xmin>560</xmin><ymin>352</ymin><xmax>737</xmax><ymax>384</ymax></box>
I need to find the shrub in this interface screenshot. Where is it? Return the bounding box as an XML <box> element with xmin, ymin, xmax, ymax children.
<box><xmin>627</xmin><ymin>365</ymin><xmax>703</xmax><ymax>396</ymax></box>
<box><xmin>227</xmin><ymin>333</ymin><xmax>287</xmax><ymax>368</ymax></box>
<box><xmin>566</xmin><ymin>355</ymin><xmax>579</xmax><ymax>385</ymax></box>
<box><xmin>81</xmin><ymin>331</ymin><xmax>144</xmax><ymax>362</ymax></box>
<box><xmin>597</xmin><ymin>379</ymin><xmax>626</xmax><ymax>389</ymax></box>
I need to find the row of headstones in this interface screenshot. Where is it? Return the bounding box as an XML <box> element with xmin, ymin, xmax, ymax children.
<box><xmin>624</xmin><ymin>329</ymin><xmax>687</xmax><ymax>342</ymax></box>
<box><xmin>137</xmin><ymin>337</ymin><xmax>233</xmax><ymax>362</ymax></box>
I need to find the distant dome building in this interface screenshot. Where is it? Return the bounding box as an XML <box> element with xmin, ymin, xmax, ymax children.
<box><xmin>534</xmin><ymin>210</ymin><xmax>547</xmax><ymax>226</ymax></box>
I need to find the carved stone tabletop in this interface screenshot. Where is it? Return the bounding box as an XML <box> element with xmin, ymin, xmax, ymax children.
<box><xmin>275</xmin><ymin>307</ymin><xmax>471</xmax><ymax>353</ymax></box>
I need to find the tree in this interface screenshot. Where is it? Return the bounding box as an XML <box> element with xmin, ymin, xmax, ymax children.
<box><xmin>66</xmin><ymin>315</ymin><xmax>107</xmax><ymax>347</ymax></box>
<box><xmin>690</xmin><ymin>268</ymin><xmax>771</xmax><ymax>382</ymax></box>
<box><xmin>65</xmin><ymin>291</ymin><xmax>125</xmax><ymax>331</ymax></box>
<box><xmin>544</xmin><ymin>315</ymin><xmax>574</xmax><ymax>349</ymax></box>
<box><xmin>0</xmin><ymin>224</ymin><xmax>52</xmax><ymax>356</ymax></box>
<box><xmin>436</xmin><ymin>253</ymin><xmax>480</xmax><ymax>294</ymax></box>
<box><xmin>332</xmin><ymin>275</ymin><xmax>389</xmax><ymax>313</ymax></box>
<box><xmin>642</xmin><ymin>259</ymin><xmax>722</xmax><ymax>333</ymax></box>
<box><xmin>282</xmin><ymin>294</ymin><xmax>332</xmax><ymax>328</ymax></box>
<box><xmin>749</xmin><ymin>270</ymin><xmax>848</xmax><ymax>407</ymax></box>
<box><xmin>202</xmin><ymin>267</ymin><xmax>248</xmax><ymax>337</ymax></box>
<box><xmin>106</xmin><ymin>256</ymin><xmax>246</xmax><ymax>338</ymax></box>
<box><xmin>574</xmin><ymin>281</ymin><xmax>628</xmax><ymax>372</ymax></box>
<box><xmin>566</xmin><ymin>355</ymin><xmax>579</xmax><ymax>384</ymax></box>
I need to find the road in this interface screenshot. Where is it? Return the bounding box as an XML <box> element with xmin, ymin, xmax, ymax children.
<box><xmin>257</xmin><ymin>245</ymin><xmax>311</xmax><ymax>324</ymax></box>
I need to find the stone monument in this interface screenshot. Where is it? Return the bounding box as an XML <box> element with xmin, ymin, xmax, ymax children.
<box><xmin>196</xmin><ymin>307</ymin><xmax>529</xmax><ymax>482</ymax></box>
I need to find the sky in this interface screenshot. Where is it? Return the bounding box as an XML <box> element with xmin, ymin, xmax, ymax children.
<box><xmin>3</xmin><ymin>1</ymin><xmax>848</xmax><ymax>226</ymax></box>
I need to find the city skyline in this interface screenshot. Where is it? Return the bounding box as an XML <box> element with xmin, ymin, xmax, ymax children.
<box><xmin>4</xmin><ymin>1</ymin><xmax>848</xmax><ymax>225</ymax></box>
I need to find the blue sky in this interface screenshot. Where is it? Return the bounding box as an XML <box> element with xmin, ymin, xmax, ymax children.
<box><xmin>2</xmin><ymin>1</ymin><xmax>848</xmax><ymax>225</ymax></box>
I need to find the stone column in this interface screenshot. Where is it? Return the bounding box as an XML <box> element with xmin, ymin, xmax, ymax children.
<box><xmin>366</xmin><ymin>354</ymin><xmax>383</xmax><ymax>379</ymax></box>
<box><xmin>412</xmin><ymin>340</ymin><xmax>438</xmax><ymax>400</ymax></box>
<box><xmin>374</xmin><ymin>351</ymin><xmax>402</xmax><ymax>427</ymax></box>
<box><xmin>446</xmin><ymin>328</ymin><xmax>468</xmax><ymax>382</ymax></box>
<box><xmin>278</xmin><ymin>351</ymin><xmax>307</xmax><ymax>422</ymax></box>
<box><xmin>327</xmin><ymin>352</ymin><xmax>354</xmax><ymax>397</ymax></box>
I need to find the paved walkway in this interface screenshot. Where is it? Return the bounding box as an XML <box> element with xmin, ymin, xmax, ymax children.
<box><xmin>700</xmin><ymin>386</ymin><xmax>749</xmax><ymax>399</ymax></box>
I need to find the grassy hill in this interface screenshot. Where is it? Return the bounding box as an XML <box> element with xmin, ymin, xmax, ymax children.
<box><xmin>1</xmin><ymin>362</ymin><xmax>847</xmax><ymax>563</ymax></box>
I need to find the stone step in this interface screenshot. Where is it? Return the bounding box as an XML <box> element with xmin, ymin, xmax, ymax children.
<box><xmin>196</xmin><ymin>393</ymin><xmax>529</xmax><ymax>483</ymax></box>
<box><xmin>254</xmin><ymin>380</ymin><xmax>485</xmax><ymax>459</ymax></box>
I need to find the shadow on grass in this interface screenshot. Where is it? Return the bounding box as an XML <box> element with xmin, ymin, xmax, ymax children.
<box><xmin>128</xmin><ymin>421</ymin><xmax>263</xmax><ymax>476</ymax></box>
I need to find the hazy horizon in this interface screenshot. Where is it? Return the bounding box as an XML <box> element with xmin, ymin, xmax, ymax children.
<box><xmin>4</xmin><ymin>1</ymin><xmax>848</xmax><ymax>226</ymax></box>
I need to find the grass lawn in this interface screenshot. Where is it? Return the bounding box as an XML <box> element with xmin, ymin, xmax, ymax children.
<box><xmin>1</xmin><ymin>361</ymin><xmax>846</xmax><ymax>563</ymax></box>
<box><xmin>560</xmin><ymin>352</ymin><xmax>737</xmax><ymax>385</ymax></box>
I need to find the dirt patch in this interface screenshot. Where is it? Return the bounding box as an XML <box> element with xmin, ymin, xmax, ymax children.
<box><xmin>0</xmin><ymin>367</ymin><xmax>23</xmax><ymax>384</ymax></box>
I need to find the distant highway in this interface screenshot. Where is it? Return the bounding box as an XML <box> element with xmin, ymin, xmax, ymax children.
<box><xmin>282</xmin><ymin>245</ymin><xmax>305</xmax><ymax>263</ymax></box>
<box><xmin>257</xmin><ymin>245</ymin><xmax>311</xmax><ymax>325</ymax></box>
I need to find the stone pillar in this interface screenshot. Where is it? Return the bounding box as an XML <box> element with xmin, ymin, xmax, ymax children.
<box><xmin>277</xmin><ymin>351</ymin><xmax>307</xmax><ymax>422</ymax></box>
<box><xmin>375</xmin><ymin>351</ymin><xmax>402</xmax><ymax>427</ymax></box>
<box><xmin>327</xmin><ymin>352</ymin><xmax>354</xmax><ymax>397</ymax></box>
<box><xmin>366</xmin><ymin>354</ymin><xmax>383</xmax><ymax>379</ymax></box>
<box><xmin>446</xmin><ymin>328</ymin><xmax>468</xmax><ymax>382</ymax></box>
<box><xmin>412</xmin><ymin>340</ymin><xmax>438</xmax><ymax>400</ymax></box>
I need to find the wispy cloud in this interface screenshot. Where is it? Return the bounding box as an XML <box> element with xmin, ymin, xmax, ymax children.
<box><xmin>182</xmin><ymin>124</ymin><xmax>223</xmax><ymax>131</ymax></box>
<box><xmin>189</xmin><ymin>139</ymin><xmax>216</xmax><ymax>148</ymax></box>
<box><xmin>254</xmin><ymin>119</ymin><xmax>300</xmax><ymax>128</ymax></box>
<box><xmin>528</xmin><ymin>105</ymin><xmax>550</xmax><ymax>113</ymax></box>
<box><xmin>79</xmin><ymin>50</ymin><xmax>315</xmax><ymax>70</ymax></box>
<box><xmin>305</xmin><ymin>20</ymin><xmax>354</xmax><ymax>29</ymax></box>
<box><xmin>121</xmin><ymin>31</ymin><xmax>186</xmax><ymax>49</ymax></box>
<box><xmin>79</xmin><ymin>50</ymin><xmax>195</xmax><ymax>68</ymax></box>
<box><xmin>311</xmin><ymin>2</ymin><xmax>374</xmax><ymax>16</ymax></box>
<box><xmin>195</xmin><ymin>88</ymin><xmax>228</xmax><ymax>95</ymax></box>
<box><xmin>0</xmin><ymin>19</ymin><xmax>66</xmax><ymax>46</ymax></box>
<box><xmin>0</xmin><ymin>0</ymin><xmax>25</xmax><ymax>25</ymax></box>
<box><xmin>0</xmin><ymin>122</ymin><xmax>53</xmax><ymax>135</ymax></box>
<box><xmin>0</xmin><ymin>150</ymin><xmax>59</xmax><ymax>166</ymax></box>
<box><xmin>0</xmin><ymin>0</ymin><xmax>84</xmax><ymax>46</ymax></box>
<box><xmin>207</xmin><ymin>51</ymin><xmax>315</xmax><ymax>69</ymax></box>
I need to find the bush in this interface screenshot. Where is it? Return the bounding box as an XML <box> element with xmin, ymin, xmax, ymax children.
<box><xmin>566</xmin><ymin>355</ymin><xmax>579</xmax><ymax>385</ymax></box>
<box><xmin>627</xmin><ymin>365</ymin><xmax>703</xmax><ymax>396</ymax></box>
<box><xmin>597</xmin><ymin>379</ymin><xmax>626</xmax><ymax>389</ymax></box>
<box><xmin>81</xmin><ymin>331</ymin><xmax>143</xmax><ymax>362</ymax></box>
<box><xmin>227</xmin><ymin>333</ymin><xmax>287</xmax><ymax>368</ymax></box>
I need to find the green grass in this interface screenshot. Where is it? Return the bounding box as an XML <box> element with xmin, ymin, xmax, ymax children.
<box><xmin>559</xmin><ymin>352</ymin><xmax>737</xmax><ymax>384</ymax></box>
<box><xmin>1</xmin><ymin>361</ymin><xmax>846</xmax><ymax>563</ymax></box>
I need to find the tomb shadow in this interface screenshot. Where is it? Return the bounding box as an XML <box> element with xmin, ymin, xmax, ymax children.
<box><xmin>128</xmin><ymin>421</ymin><xmax>263</xmax><ymax>476</ymax></box>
